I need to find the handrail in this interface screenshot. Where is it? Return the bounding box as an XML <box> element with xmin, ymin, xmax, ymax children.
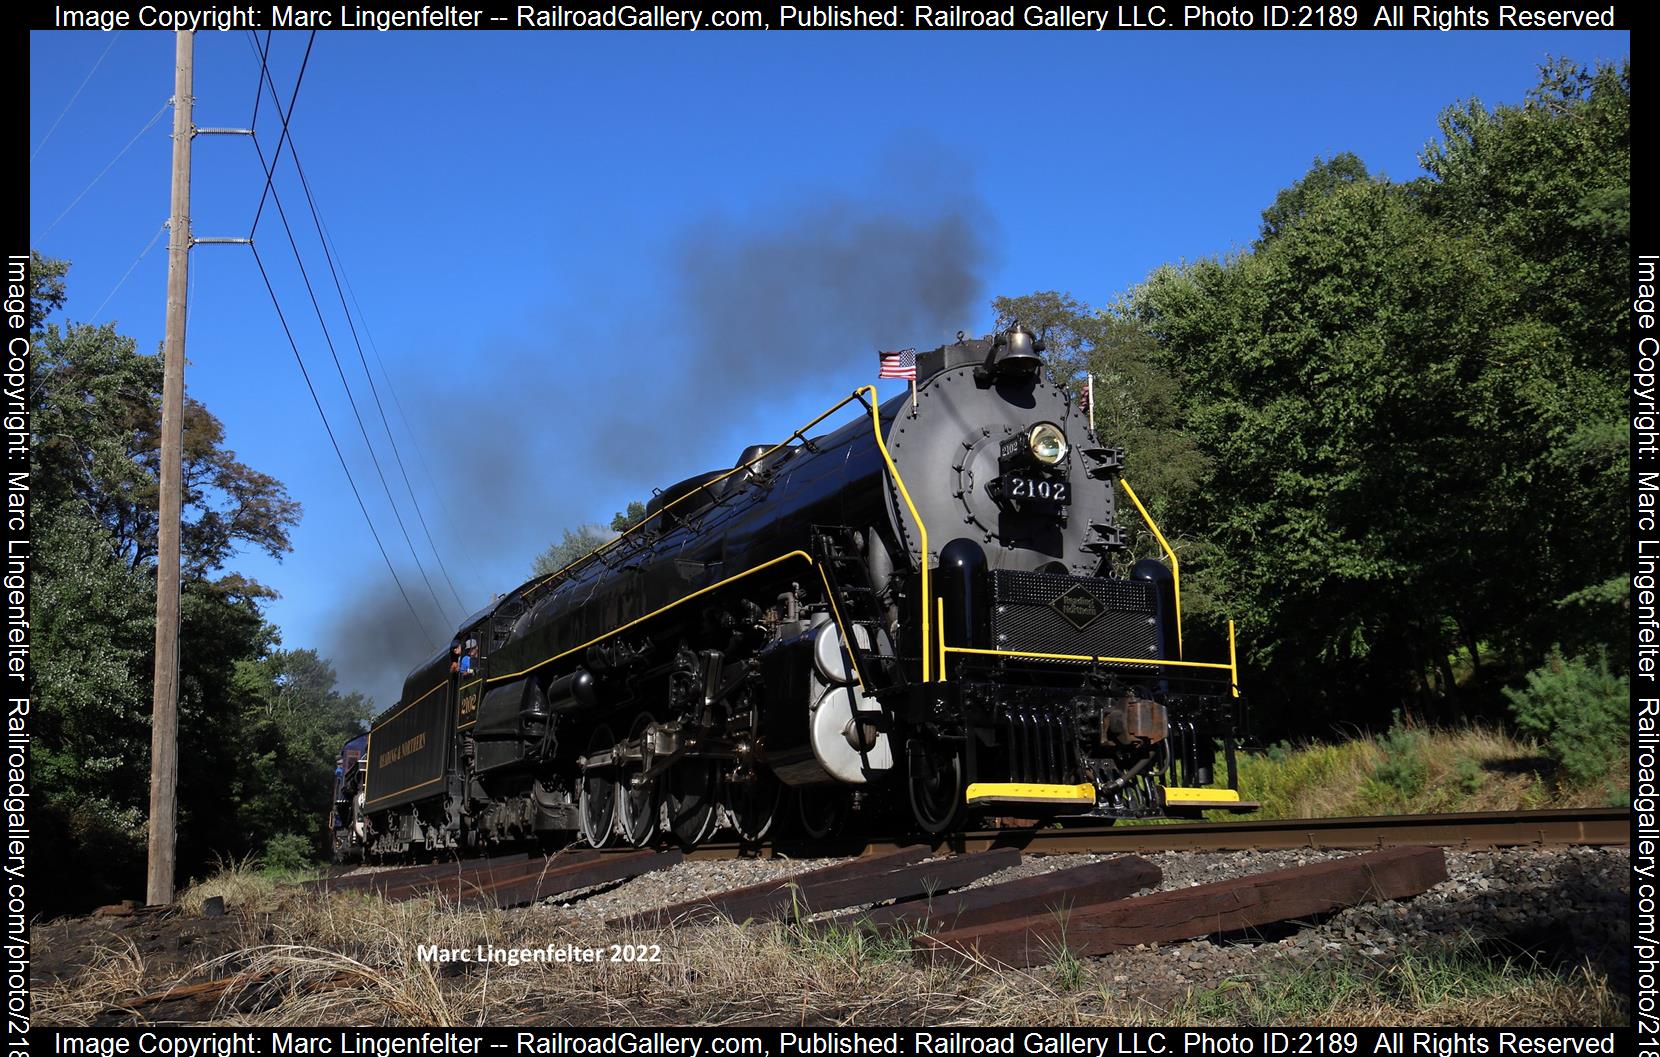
<box><xmin>527</xmin><ymin>390</ymin><xmax>872</xmax><ymax>598</ymax></box>
<box><xmin>859</xmin><ymin>384</ymin><xmax>932</xmax><ymax>682</ymax></box>
<box><xmin>1117</xmin><ymin>478</ymin><xmax>1183</xmax><ymax>657</ymax></box>
<box><xmin>496</xmin><ymin>384</ymin><xmax>938</xmax><ymax>684</ymax></box>
<box><xmin>1227</xmin><ymin>618</ymin><xmax>1239</xmax><ymax>699</ymax></box>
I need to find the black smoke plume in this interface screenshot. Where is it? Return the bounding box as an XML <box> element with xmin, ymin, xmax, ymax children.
<box><xmin>328</xmin><ymin>176</ymin><xmax>995</xmax><ymax>707</ymax></box>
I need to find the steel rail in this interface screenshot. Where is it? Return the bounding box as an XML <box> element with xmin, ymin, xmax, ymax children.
<box><xmin>682</xmin><ymin>807</ymin><xmax>1630</xmax><ymax>860</ymax></box>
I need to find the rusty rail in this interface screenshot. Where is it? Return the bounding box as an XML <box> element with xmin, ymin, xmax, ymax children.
<box><xmin>679</xmin><ymin>807</ymin><xmax>1630</xmax><ymax>860</ymax></box>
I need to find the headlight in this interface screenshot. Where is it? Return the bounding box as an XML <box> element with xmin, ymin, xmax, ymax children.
<box><xmin>1027</xmin><ymin>422</ymin><xmax>1068</xmax><ymax>466</ymax></box>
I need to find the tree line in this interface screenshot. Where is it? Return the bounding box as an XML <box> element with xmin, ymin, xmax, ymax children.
<box><xmin>999</xmin><ymin>58</ymin><xmax>1629</xmax><ymax>750</ymax></box>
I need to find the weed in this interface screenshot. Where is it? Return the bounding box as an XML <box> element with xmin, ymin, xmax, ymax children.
<box><xmin>791</xmin><ymin>919</ymin><xmax>915</xmax><ymax>972</ymax></box>
<box><xmin>1367</xmin><ymin>724</ymin><xmax>1430</xmax><ymax>803</ymax></box>
<box><xmin>1453</xmin><ymin>758</ymin><xmax>1486</xmax><ymax>795</ymax></box>
<box><xmin>179</xmin><ymin>854</ymin><xmax>282</xmax><ymax>915</ymax></box>
<box><xmin>1214</xmin><ymin>723</ymin><xmax>1616</xmax><ymax>821</ymax></box>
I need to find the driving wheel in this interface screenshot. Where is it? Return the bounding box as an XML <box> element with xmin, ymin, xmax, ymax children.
<box><xmin>618</xmin><ymin>712</ymin><xmax>660</xmax><ymax>847</ymax></box>
<box><xmin>578</xmin><ymin>723</ymin><xmax>618</xmax><ymax>848</ymax></box>
<box><xmin>796</xmin><ymin>786</ymin><xmax>848</xmax><ymax>841</ymax></box>
<box><xmin>726</xmin><ymin>767</ymin><xmax>782</xmax><ymax>844</ymax></box>
<box><xmin>665</xmin><ymin>758</ymin><xmax>721</xmax><ymax>848</ymax></box>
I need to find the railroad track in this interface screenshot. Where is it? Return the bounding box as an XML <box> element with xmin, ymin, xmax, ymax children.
<box><xmin>289</xmin><ymin>807</ymin><xmax>1629</xmax><ymax>974</ymax></box>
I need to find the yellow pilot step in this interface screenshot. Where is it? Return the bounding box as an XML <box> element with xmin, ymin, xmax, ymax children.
<box><xmin>1161</xmin><ymin>786</ymin><xmax>1259</xmax><ymax>812</ymax></box>
<box><xmin>965</xmin><ymin>782</ymin><xmax>1096</xmax><ymax>806</ymax></box>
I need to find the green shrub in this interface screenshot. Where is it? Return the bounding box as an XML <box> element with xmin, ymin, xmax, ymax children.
<box><xmin>1504</xmin><ymin>649</ymin><xmax>1628</xmax><ymax>788</ymax></box>
<box><xmin>259</xmin><ymin>832</ymin><xmax>316</xmax><ymax>876</ymax></box>
<box><xmin>1369</xmin><ymin>724</ymin><xmax>1430</xmax><ymax>800</ymax></box>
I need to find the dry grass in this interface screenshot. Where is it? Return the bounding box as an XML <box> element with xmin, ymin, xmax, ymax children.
<box><xmin>34</xmin><ymin>722</ymin><xmax>1626</xmax><ymax>1028</ymax></box>
<box><xmin>31</xmin><ymin>878</ymin><xmax>1625</xmax><ymax>1028</ymax></box>
<box><xmin>32</xmin><ymin>937</ymin><xmax>151</xmax><ymax>1024</ymax></box>
<box><xmin>177</xmin><ymin>855</ymin><xmax>287</xmax><ymax>916</ymax></box>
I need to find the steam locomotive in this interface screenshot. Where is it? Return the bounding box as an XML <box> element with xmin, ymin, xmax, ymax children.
<box><xmin>331</xmin><ymin>326</ymin><xmax>1250</xmax><ymax>858</ymax></box>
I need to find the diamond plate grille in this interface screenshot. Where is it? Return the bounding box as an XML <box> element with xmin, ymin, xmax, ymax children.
<box><xmin>989</xmin><ymin>570</ymin><xmax>1160</xmax><ymax>665</ymax></box>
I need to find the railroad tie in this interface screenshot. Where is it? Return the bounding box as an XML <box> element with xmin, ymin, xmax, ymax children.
<box><xmin>917</xmin><ymin>845</ymin><xmax>1449</xmax><ymax>968</ymax></box>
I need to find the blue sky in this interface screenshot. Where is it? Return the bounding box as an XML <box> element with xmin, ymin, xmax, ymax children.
<box><xmin>29</xmin><ymin>29</ymin><xmax>1629</xmax><ymax>704</ymax></box>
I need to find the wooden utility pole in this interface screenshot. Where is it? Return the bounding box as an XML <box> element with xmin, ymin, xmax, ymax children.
<box><xmin>147</xmin><ymin>30</ymin><xmax>193</xmax><ymax>907</ymax></box>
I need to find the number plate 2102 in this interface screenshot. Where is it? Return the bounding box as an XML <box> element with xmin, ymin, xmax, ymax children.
<box><xmin>1003</xmin><ymin>475</ymin><xmax>1070</xmax><ymax>504</ymax></box>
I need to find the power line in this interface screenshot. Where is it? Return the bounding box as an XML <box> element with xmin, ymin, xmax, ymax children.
<box><xmin>248</xmin><ymin>53</ymin><xmax>472</xmax><ymax>616</ymax></box>
<box><xmin>250</xmin><ymin>243</ymin><xmax>435</xmax><ymax>645</ymax></box>
<box><xmin>245</xmin><ymin>37</ymin><xmax>457</xmax><ymax>629</ymax></box>
<box><xmin>245</xmin><ymin>30</ymin><xmax>272</xmax><ymax>128</ymax></box>
<box><xmin>325</xmin><ymin>224</ymin><xmax>489</xmax><ymax>601</ymax></box>
<box><xmin>242</xmin><ymin>33</ymin><xmax>439</xmax><ymax>643</ymax></box>
<box><xmin>40</xmin><ymin>98</ymin><xmax>168</xmax><ymax>238</ymax></box>
<box><xmin>244</xmin><ymin>28</ymin><xmax>483</xmax><ymax>607</ymax></box>
<box><xmin>91</xmin><ymin>219</ymin><xmax>166</xmax><ymax>322</ymax></box>
<box><xmin>247</xmin><ymin>32</ymin><xmax>311</xmax><ymax>236</ymax></box>
<box><xmin>288</xmin><ymin>156</ymin><xmax>471</xmax><ymax>615</ymax></box>
<box><xmin>32</xmin><ymin>31</ymin><xmax>122</xmax><ymax>162</ymax></box>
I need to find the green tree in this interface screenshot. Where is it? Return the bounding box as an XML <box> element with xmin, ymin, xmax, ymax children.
<box><xmin>30</xmin><ymin>255</ymin><xmax>331</xmax><ymax>911</ymax></box>
<box><xmin>232</xmin><ymin>648</ymin><xmax>370</xmax><ymax>854</ymax></box>
<box><xmin>32</xmin><ymin>319</ymin><xmax>298</xmax><ymax>579</ymax></box>
<box><xmin>1129</xmin><ymin>58</ymin><xmax>1629</xmax><ymax>732</ymax></box>
<box><xmin>531</xmin><ymin>524</ymin><xmax>613</xmax><ymax>577</ymax></box>
<box><xmin>1418</xmin><ymin>56</ymin><xmax>1630</xmax><ymax>661</ymax></box>
<box><xmin>27</xmin><ymin>251</ymin><xmax>66</xmax><ymax>330</ymax></box>
<box><xmin>531</xmin><ymin>502</ymin><xmax>648</xmax><ymax>578</ymax></box>
<box><xmin>1257</xmin><ymin>152</ymin><xmax>1374</xmax><ymax>245</ymax></box>
<box><xmin>1136</xmin><ymin>179</ymin><xmax>1508</xmax><ymax>725</ymax></box>
<box><xmin>610</xmin><ymin>500</ymin><xmax>647</xmax><ymax>533</ymax></box>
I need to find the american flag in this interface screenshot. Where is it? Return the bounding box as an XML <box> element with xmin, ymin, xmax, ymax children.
<box><xmin>1077</xmin><ymin>383</ymin><xmax>1091</xmax><ymax>416</ymax></box>
<box><xmin>878</xmin><ymin>347</ymin><xmax>917</xmax><ymax>380</ymax></box>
